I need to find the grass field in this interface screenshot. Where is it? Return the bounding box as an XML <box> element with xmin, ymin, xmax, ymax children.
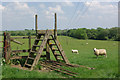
<box><xmin>1</xmin><ymin>36</ymin><xmax>119</xmax><ymax>78</ymax></box>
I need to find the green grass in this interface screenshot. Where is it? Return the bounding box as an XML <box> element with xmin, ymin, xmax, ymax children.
<box><xmin>1</xmin><ymin>36</ymin><xmax>119</xmax><ymax>78</ymax></box>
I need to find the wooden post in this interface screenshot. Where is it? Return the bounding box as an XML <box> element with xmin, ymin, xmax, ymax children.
<box><xmin>54</xmin><ymin>13</ymin><xmax>57</xmax><ymax>39</ymax></box>
<box><xmin>3</xmin><ymin>32</ymin><xmax>7</xmax><ymax>59</ymax></box>
<box><xmin>6</xmin><ymin>33</ymin><xmax>11</xmax><ymax>63</ymax></box>
<box><xmin>29</xmin><ymin>35</ymin><xmax>31</xmax><ymax>51</ymax></box>
<box><xmin>35</xmin><ymin>15</ymin><xmax>38</xmax><ymax>36</ymax></box>
<box><xmin>46</xmin><ymin>41</ymin><xmax>50</xmax><ymax>60</ymax></box>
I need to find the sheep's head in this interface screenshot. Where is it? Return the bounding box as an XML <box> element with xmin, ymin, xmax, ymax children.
<box><xmin>93</xmin><ymin>48</ymin><xmax>96</xmax><ymax>51</ymax></box>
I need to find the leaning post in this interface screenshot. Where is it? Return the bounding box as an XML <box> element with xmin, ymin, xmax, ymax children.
<box><xmin>35</xmin><ymin>15</ymin><xmax>38</xmax><ymax>37</ymax></box>
<box><xmin>54</xmin><ymin>13</ymin><xmax>57</xmax><ymax>40</ymax></box>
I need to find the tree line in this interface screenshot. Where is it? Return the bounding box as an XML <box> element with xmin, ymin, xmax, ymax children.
<box><xmin>3</xmin><ymin>27</ymin><xmax>120</xmax><ymax>41</ymax></box>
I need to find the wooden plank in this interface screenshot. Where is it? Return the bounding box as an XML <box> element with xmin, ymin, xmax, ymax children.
<box><xmin>40</xmin><ymin>62</ymin><xmax>77</xmax><ymax>77</ymax></box>
<box><xmin>3</xmin><ymin>32</ymin><xmax>7</xmax><ymax>59</ymax></box>
<box><xmin>37</xmin><ymin>30</ymin><xmax>54</xmax><ymax>35</ymax></box>
<box><xmin>43</xmin><ymin>61</ymin><xmax>78</xmax><ymax>75</ymax></box>
<box><xmin>54</xmin><ymin>13</ymin><xmax>57</xmax><ymax>39</ymax></box>
<box><xmin>10</xmin><ymin>56</ymin><xmax>27</xmax><ymax>59</ymax></box>
<box><xmin>35</xmin><ymin>15</ymin><xmax>38</xmax><ymax>36</ymax></box>
<box><xmin>11</xmin><ymin>36</ymin><xmax>36</xmax><ymax>39</ymax></box>
<box><xmin>29</xmin><ymin>35</ymin><xmax>31</xmax><ymax>50</ymax></box>
<box><xmin>6</xmin><ymin>33</ymin><xmax>11</xmax><ymax>63</ymax></box>
<box><xmin>10</xmin><ymin>38</ymin><xmax>24</xmax><ymax>45</ymax></box>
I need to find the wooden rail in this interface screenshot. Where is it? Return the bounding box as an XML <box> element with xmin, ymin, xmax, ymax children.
<box><xmin>11</xmin><ymin>36</ymin><xmax>36</xmax><ymax>39</ymax></box>
<box><xmin>12</xmin><ymin>50</ymin><xmax>29</xmax><ymax>53</ymax></box>
<box><xmin>10</xmin><ymin>56</ymin><xmax>27</xmax><ymax>59</ymax></box>
<box><xmin>40</xmin><ymin>61</ymin><xmax>77</xmax><ymax>77</ymax></box>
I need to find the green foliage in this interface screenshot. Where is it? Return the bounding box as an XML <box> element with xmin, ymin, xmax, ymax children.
<box><xmin>62</xmin><ymin>27</ymin><xmax>119</xmax><ymax>41</ymax></box>
<box><xmin>2</xmin><ymin>27</ymin><xmax>120</xmax><ymax>41</ymax></box>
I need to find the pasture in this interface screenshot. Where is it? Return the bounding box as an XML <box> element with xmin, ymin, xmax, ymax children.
<box><xmin>2</xmin><ymin>36</ymin><xmax>119</xmax><ymax>78</ymax></box>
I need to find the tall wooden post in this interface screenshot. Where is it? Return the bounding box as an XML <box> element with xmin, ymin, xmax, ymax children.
<box><xmin>6</xmin><ymin>33</ymin><xmax>11</xmax><ymax>64</ymax></box>
<box><xmin>35</xmin><ymin>15</ymin><xmax>38</xmax><ymax>36</ymax></box>
<box><xmin>3</xmin><ymin>32</ymin><xmax>7</xmax><ymax>59</ymax></box>
<box><xmin>29</xmin><ymin>35</ymin><xmax>31</xmax><ymax>51</ymax></box>
<box><xmin>54</xmin><ymin>13</ymin><xmax>57</xmax><ymax>39</ymax></box>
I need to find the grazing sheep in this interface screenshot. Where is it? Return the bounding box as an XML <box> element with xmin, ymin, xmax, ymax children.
<box><xmin>72</xmin><ymin>49</ymin><xmax>79</xmax><ymax>54</ymax></box>
<box><xmin>93</xmin><ymin>48</ymin><xmax>107</xmax><ymax>58</ymax></box>
<box><xmin>86</xmin><ymin>43</ymin><xmax>88</xmax><ymax>45</ymax></box>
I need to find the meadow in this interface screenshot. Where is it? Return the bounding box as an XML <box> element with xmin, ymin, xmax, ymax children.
<box><xmin>1</xmin><ymin>36</ymin><xmax>119</xmax><ymax>78</ymax></box>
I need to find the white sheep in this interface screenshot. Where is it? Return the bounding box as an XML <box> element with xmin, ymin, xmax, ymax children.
<box><xmin>93</xmin><ymin>48</ymin><xmax>107</xmax><ymax>58</ymax></box>
<box><xmin>72</xmin><ymin>49</ymin><xmax>79</xmax><ymax>54</ymax></box>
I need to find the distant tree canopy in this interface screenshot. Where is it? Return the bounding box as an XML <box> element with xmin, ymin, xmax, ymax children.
<box><xmin>2</xmin><ymin>27</ymin><xmax>120</xmax><ymax>41</ymax></box>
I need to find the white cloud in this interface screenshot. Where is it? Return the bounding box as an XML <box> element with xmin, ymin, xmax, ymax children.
<box><xmin>2</xmin><ymin>2</ymin><xmax>37</xmax><ymax>30</ymax></box>
<box><xmin>64</xmin><ymin>0</ymin><xmax>74</xmax><ymax>6</ymax></box>
<box><xmin>0</xmin><ymin>5</ymin><xmax>5</xmax><ymax>10</ymax></box>
<box><xmin>77</xmin><ymin>2</ymin><xmax>117</xmax><ymax>16</ymax></box>
<box><xmin>39</xmin><ymin>4</ymin><xmax>45</xmax><ymax>9</ymax></box>
<box><xmin>4</xmin><ymin>2</ymin><xmax>36</xmax><ymax>16</ymax></box>
<box><xmin>73</xmin><ymin>2</ymin><xmax>117</xmax><ymax>28</ymax></box>
<box><xmin>45</xmin><ymin>5</ymin><xmax>64</xmax><ymax>19</ymax></box>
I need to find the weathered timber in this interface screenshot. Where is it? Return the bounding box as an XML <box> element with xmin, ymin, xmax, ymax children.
<box><xmin>54</xmin><ymin>13</ymin><xmax>57</xmax><ymax>39</ymax></box>
<box><xmin>29</xmin><ymin>35</ymin><xmax>31</xmax><ymax>50</ymax></box>
<box><xmin>24</xmin><ymin>30</ymin><xmax>50</xmax><ymax>70</ymax></box>
<box><xmin>42</xmin><ymin>61</ymin><xmax>78</xmax><ymax>75</ymax></box>
<box><xmin>40</xmin><ymin>62</ymin><xmax>77</xmax><ymax>77</ymax></box>
<box><xmin>10</xmin><ymin>38</ymin><xmax>24</xmax><ymax>45</ymax></box>
<box><xmin>48</xmin><ymin>35</ymin><xmax>69</xmax><ymax>64</ymax></box>
<box><xmin>37</xmin><ymin>30</ymin><xmax>54</xmax><ymax>35</ymax></box>
<box><xmin>6</xmin><ymin>33</ymin><xmax>11</xmax><ymax>63</ymax></box>
<box><xmin>11</xmin><ymin>36</ymin><xmax>36</xmax><ymax>39</ymax></box>
<box><xmin>35</xmin><ymin>15</ymin><xmax>38</xmax><ymax>36</ymax></box>
<box><xmin>31</xmin><ymin>30</ymin><xmax>50</xmax><ymax>70</ymax></box>
<box><xmin>3</xmin><ymin>32</ymin><xmax>7</xmax><ymax>59</ymax></box>
<box><xmin>10</xmin><ymin>56</ymin><xmax>27</xmax><ymax>59</ymax></box>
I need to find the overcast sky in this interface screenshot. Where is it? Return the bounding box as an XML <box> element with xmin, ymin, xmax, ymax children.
<box><xmin>0</xmin><ymin>1</ymin><xmax>118</xmax><ymax>31</ymax></box>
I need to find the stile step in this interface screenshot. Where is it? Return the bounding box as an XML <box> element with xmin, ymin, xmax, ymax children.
<box><xmin>52</xmin><ymin>48</ymin><xmax>59</xmax><ymax>51</ymax></box>
<box><xmin>54</xmin><ymin>53</ymin><xmax>61</xmax><ymax>56</ymax></box>
<box><xmin>48</xmin><ymin>39</ymin><xmax>54</xmax><ymax>41</ymax></box>
<box><xmin>49</xmin><ymin>43</ymin><xmax>56</xmax><ymax>46</ymax></box>
<box><xmin>28</xmin><ymin>57</ymin><xmax>35</xmax><ymax>60</ymax></box>
<box><xmin>25</xmin><ymin>63</ymin><xmax>32</xmax><ymax>67</ymax></box>
<box><xmin>30</xmin><ymin>50</ymin><xmax>36</xmax><ymax>53</ymax></box>
<box><xmin>33</xmin><ymin>45</ymin><xmax>40</xmax><ymax>47</ymax></box>
<box><xmin>57</xmin><ymin>58</ymin><xmax>63</xmax><ymax>60</ymax></box>
<box><xmin>35</xmin><ymin>39</ymin><xmax>43</xmax><ymax>41</ymax></box>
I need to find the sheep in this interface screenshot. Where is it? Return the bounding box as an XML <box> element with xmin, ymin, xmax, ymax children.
<box><xmin>72</xmin><ymin>49</ymin><xmax>79</xmax><ymax>54</ymax></box>
<box><xmin>93</xmin><ymin>48</ymin><xmax>107</xmax><ymax>58</ymax></box>
<box><xmin>86</xmin><ymin>43</ymin><xmax>88</xmax><ymax>45</ymax></box>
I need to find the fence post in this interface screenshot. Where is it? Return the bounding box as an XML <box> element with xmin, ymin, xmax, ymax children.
<box><xmin>54</xmin><ymin>13</ymin><xmax>57</xmax><ymax>40</ymax></box>
<box><xmin>29</xmin><ymin>35</ymin><xmax>31</xmax><ymax>51</ymax></box>
<box><xmin>3</xmin><ymin>32</ymin><xmax>7</xmax><ymax>59</ymax></box>
<box><xmin>35</xmin><ymin>15</ymin><xmax>38</xmax><ymax>37</ymax></box>
<box><xmin>6</xmin><ymin>33</ymin><xmax>11</xmax><ymax>63</ymax></box>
